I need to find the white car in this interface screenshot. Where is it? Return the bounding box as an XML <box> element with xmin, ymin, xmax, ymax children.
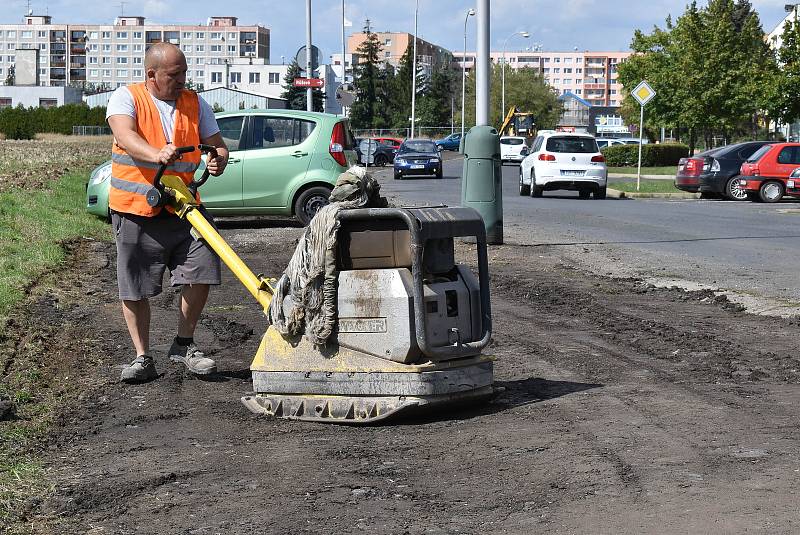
<box><xmin>519</xmin><ymin>131</ymin><xmax>608</xmax><ymax>199</ymax></box>
<box><xmin>596</xmin><ymin>138</ymin><xmax>626</xmax><ymax>149</ymax></box>
<box><xmin>500</xmin><ymin>136</ymin><xmax>528</xmax><ymax>164</ymax></box>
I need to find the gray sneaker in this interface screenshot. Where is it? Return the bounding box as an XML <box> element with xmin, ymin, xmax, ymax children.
<box><xmin>168</xmin><ymin>341</ymin><xmax>217</xmax><ymax>375</ymax></box>
<box><xmin>120</xmin><ymin>355</ymin><xmax>158</xmax><ymax>383</ymax></box>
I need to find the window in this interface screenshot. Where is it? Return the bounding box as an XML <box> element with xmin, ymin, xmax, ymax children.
<box><xmin>133</xmin><ymin>31</ymin><xmax>142</xmax><ymax>39</ymax></box>
<box><xmin>7</xmin><ymin>55</ymin><xmax>14</xmax><ymax>62</ymax></box>
<box><xmin>116</xmin><ymin>69</ymin><xmax>128</xmax><ymax>77</ymax></box>
<box><xmin>385</xmin><ymin>51</ymin><xmax>391</xmax><ymax>58</ymax></box>
<box><xmin>116</xmin><ymin>32</ymin><xmax>128</xmax><ymax>39</ymax></box>
<box><xmin>38</xmin><ymin>98</ymin><xmax>57</xmax><ymax>108</ymax></box>
<box><xmin>251</xmin><ymin>117</ymin><xmax>316</xmax><ymax>149</ymax></box>
<box><xmin>102</xmin><ymin>31</ymin><xmax>111</xmax><ymax>39</ymax></box>
<box><xmin>37</xmin><ymin>30</ymin><xmax>46</xmax><ymax>38</ymax></box>
<box><xmin>89</xmin><ymin>57</ymin><xmax>98</xmax><ymax>64</ymax></box>
<box><xmin>196</xmin><ymin>45</ymin><xmax>204</xmax><ymax>52</ymax></box>
<box><xmin>384</xmin><ymin>38</ymin><xmax>392</xmax><ymax>46</ymax></box>
<box><xmin>211</xmin><ymin>45</ymin><xmax>222</xmax><ymax>52</ymax></box>
<box><xmin>7</xmin><ymin>31</ymin><xmax>15</xmax><ymax>38</ymax></box>
<box><xmin>211</xmin><ymin>32</ymin><xmax>222</xmax><ymax>40</ymax></box>
<box><xmin>196</xmin><ymin>32</ymin><xmax>205</xmax><ymax>39</ymax></box>
<box><xmin>133</xmin><ymin>57</ymin><xmax>142</xmax><ymax>64</ymax></box>
<box><xmin>7</xmin><ymin>44</ymin><xmax>14</xmax><ymax>50</ymax></box>
<box><xmin>230</xmin><ymin>72</ymin><xmax>241</xmax><ymax>83</ymax></box>
<box><xmin>133</xmin><ymin>44</ymin><xmax>142</xmax><ymax>52</ymax></box>
<box><xmin>228</xmin><ymin>45</ymin><xmax>237</xmax><ymax>53</ymax></box>
<box><xmin>134</xmin><ymin>69</ymin><xmax>143</xmax><ymax>77</ymax></box>
<box><xmin>217</xmin><ymin>116</ymin><xmax>244</xmax><ymax>150</ymax></box>
<box><xmin>554</xmin><ymin>57</ymin><xmax>561</xmax><ymax>63</ymax></box>
<box><xmin>777</xmin><ymin>147</ymin><xmax>800</xmax><ymax>165</ymax></box>
<box><xmin>249</xmin><ymin>72</ymin><xmax>260</xmax><ymax>83</ymax></box>
<box><xmin>116</xmin><ymin>44</ymin><xmax>128</xmax><ymax>52</ymax></box>
<box><xmin>90</xmin><ymin>69</ymin><xmax>98</xmax><ymax>76</ymax></box>
<box><xmin>39</xmin><ymin>56</ymin><xmax>46</xmax><ymax>64</ymax></box>
<box><xmin>39</xmin><ymin>43</ymin><xmax>46</xmax><ymax>50</ymax></box>
<box><xmin>553</xmin><ymin>78</ymin><xmax>560</xmax><ymax>84</ymax></box>
<box><xmin>116</xmin><ymin>57</ymin><xmax>128</xmax><ymax>64</ymax></box>
<box><xmin>211</xmin><ymin>71</ymin><xmax>223</xmax><ymax>83</ymax></box>
<box><xmin>575</xmin><ymin>89</ymin><xmax>582</xmax><ymax>95</ymax></box>
<box><xmin>553</xmin><ymin>68</ymin><xmax>560</xmax><ymax>73</ymax></box>
<box><xmin>546</xmin><ymin>136</ymin><xmax>598</xmax><ymax>153</ymax></box>
<box><xmin>182</xmin><ymin>32</ymin><xmax>192</xmax><ymax>39</ymax></box>
<box><xmin>21</xmin><ymin>30</ymin><xmax>32</xmax><ymax>38</ymax></box>
<box><xmin>102</xmin><ymin>44</ymin><xmax>111</xmax><ymax>52</ymax></box>
<box><xmin>228</xmin><ymin>32</ymin><xmax>237</xmax><ymax>40</ymax></box>
<box><xmin>195</xmin><ymin>69</ymin><xmax>204</xmax><ymax>77</ymax></box>
<box><xmin>182</xmin><ymin>45</ymin><xmax>192</xmax><ymax>52</ymax></box>
<box><xmin>89</xmin><ymin>31</ymin><xmax>99</xmax><ymax>39</ymax></box>
<box><xmin>565</xmin><ymin>57</ymin><xmax>572</xmax><ymax>63</ymax></box>
<box><xmin>88</xmin><ymin>44</ymin><xmax>98</xmax><ymax>51</ymax></box>
<box><xmin>268</xmin><ymin>72</ymin><xmax>280</xmax><ymax>84</ymax></box>
<box><xmin>0</xmin><ymin>97</ymin><xmax>11</xmax><ymax>108</ymax></box>
<box><xmin>563</xmin><ymin>68</ymin><xmax>572</xmax><ymax>73</ymax></box>
<box><xmin>102</xmin><ymin>57</ymin><xmax>110</xmax><ymax>64</ymax></box>
<box><xmin>102</xmin><ymin>69</ymin><xmax>112</xmax><ymax>76</ymax></box>
<box><xmin>186</xmin><ymin>57</ymin><xmax>192</xmax><ymax>65</ymax></box>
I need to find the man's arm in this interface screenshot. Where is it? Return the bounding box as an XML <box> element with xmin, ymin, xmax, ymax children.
<box><xmin>200</xmin><ymin>131</ymin><xmax>229</xmax><ymax>177</ymax></box>
<box><xmin>108</xmin><ymin>114</ymin><xmax>181</xmax><ymax>166</ymax></box>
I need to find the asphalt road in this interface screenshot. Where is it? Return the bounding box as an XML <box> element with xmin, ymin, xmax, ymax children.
<box><xmin>369</xmin><ymin>153</ymin><xmax>800</xmax><ymax>313</ymax></box>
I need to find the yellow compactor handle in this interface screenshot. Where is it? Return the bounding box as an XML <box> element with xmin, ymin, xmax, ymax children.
<box><xmin>160</xmin><ymin>174</ymin><xmax>275</xmax><ymax>313</ymax></box>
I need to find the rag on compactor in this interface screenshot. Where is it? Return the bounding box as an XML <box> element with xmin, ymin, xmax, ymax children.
<box><xmin>148</xmin><ymin>145</ymin><xmax>495</xmax><ymax>424</ymax></box>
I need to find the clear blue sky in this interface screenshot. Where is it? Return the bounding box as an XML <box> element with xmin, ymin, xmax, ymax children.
<box><xmin>1</xmin><ymin>0</ymin><xmax>791</xmax><ymax>63</ymax></box>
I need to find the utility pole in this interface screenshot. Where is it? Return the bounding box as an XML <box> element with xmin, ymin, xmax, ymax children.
<box><xmin>411</xmin><ymin>0</ymin><xmax>419</xmax><ymax>137</ymax></box>
<box><xmin>475</xmin><ymin>0</ymin><xmax>489</xmax><ymax>125</ymax></box>
<box><xmin>306</xmin><ymin>0</ymin><xmax>313</xmax><ymax>112</ymax></box>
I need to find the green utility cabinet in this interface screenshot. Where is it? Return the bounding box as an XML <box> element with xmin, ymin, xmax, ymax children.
<box><xmin>460</xmin><ymin>125</ymin><xmax>503</xmax><ymax>244</ymax></box>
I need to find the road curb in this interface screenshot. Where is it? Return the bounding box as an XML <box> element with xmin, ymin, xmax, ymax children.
<box><xmin>606</xmin><ymin>188</ymin><xmax>700</xmax><ymax>199</ymax></box>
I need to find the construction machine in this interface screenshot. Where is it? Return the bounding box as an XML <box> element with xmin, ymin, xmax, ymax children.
<box><xmin>147</xmin><ymin>145</ymin><xmax>495</xmax><ymax>424</ymax></box>
<box><xmin>499</xmin><ymin>106</ymin><xmax>536</xmax><ymax>140</ymax></box>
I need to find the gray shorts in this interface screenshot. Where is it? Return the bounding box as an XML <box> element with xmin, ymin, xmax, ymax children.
<box><xmin>112</xmin><ymin>209</ymin><xmax>222</xmax><ymax>301</ymax></box>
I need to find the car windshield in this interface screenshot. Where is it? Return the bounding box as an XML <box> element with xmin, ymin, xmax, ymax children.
<box><xmin>400</xmin><ymin>140</ymin><xmax>437</xmax><ymax>154</ymax></box>
<box><xmin>545</xmin><ymin>136</ymin><xmax>598</xmax><ymax>153</ymax></box>
<box><xmin>501</xmin><ymin>138</ymin><xmax>524</xmax><ymax>145</ymax></box>
<box><xmin>746</xmin><ymin>145</ymin><xmax>772</xmax><ymax>162</ymax></box>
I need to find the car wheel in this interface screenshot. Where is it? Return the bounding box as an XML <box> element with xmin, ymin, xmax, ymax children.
<box><xmin>519</xmin><ymin>168</ymin><xmax>530</xmax><ymax>196</ymax></box>
<box><xmin>394</xmin><ymin>171</ymin><xmax>402</xmax><ymax>180</ymax></box>
<box><xmin>294</xmin><ymin>185</ymin><xmax>332</xmax><ymax>225</ymax></box>
<box><xmin>594</xmin><ymin>187</ymin><xmax>607</xmax><ymax>200</ymax></box>
<box><xmin>374</xmin><ymin>154</ymin><xmax>388</xmax><ymax>167</ymax></box>
<box><xmin>578</xmin><ymin>189</ymin><xmax>591</xmax><ymax>200</ymax></box>
<box><xmin>530</xmin><ymin>171</ymin><xmax>543</xmax><ymax>197</ymax></box>
<box><xmin>759</xmin><ymin>180</ymin><xmax>783</xmax><ymax>203</ymax></box>
<box><xmin>436</xmin><ymin>167</ymin><xmax>443</xmax><ymax>179</ymax></box>
<box><xmin>724</xmin><ymin>177</ymin><xmax>748</xmax><ymax>201</ymax></box>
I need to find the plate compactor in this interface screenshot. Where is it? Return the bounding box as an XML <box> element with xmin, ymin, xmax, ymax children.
<box><xmin>149</xmin><ymin>145</ymin><xmax>494</xmax><ymax>424</ymax></box>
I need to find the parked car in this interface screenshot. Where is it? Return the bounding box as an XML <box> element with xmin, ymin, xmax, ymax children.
<box><xmin>616</xmin><ymin>137</ymin><xmax>649</xmax><ymax>145</ymax></box>
<box><xmin>394</xmin><ymin>139</ymin><xmax>443</xmax><ymax>179</ymax></box>
<box><xmin>85</xmin><ymin>109</ymin><xmax>357</xmax><ymax>225</ymax></box>
<box><xmin>435</xmin><ymin>133</ymin><xmax>462</xmax><ymax>151</ymax></box>
<box><xmin>372</xmin><ymin>136</ymin><xmax>404</xmax><ymax>151</ymax></box>
<box><xmin>674</xmin><ymin>141</ymin><xmax>773</xmax><ymax>200</ymax></box>
<box><xmin>739</xmin><ymin>142</ymin><xmax>800</xmax><ymax>202</ymax></box>
<box><xmin>519</xmin><ymin>132</ymin><xmax>607</xmax><ymax>199</ymax></box>
<box><xmin>355</xmin><ymin>138</ymin><xmax>396</xmax><ymax>166</ymax></box>
<box><xmin>596</xmin><ymin>139</ymin><xmax>626</xmax><ymax>149</ymax></box>
<box><xmin>500</xmin><ymin>136</ymin><xmax>528</xmax><ymax>164</ymax></box>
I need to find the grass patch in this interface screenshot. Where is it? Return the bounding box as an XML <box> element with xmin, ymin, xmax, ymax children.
<box><xmin>608</xmin><ymin>179</ymin><xmax>682</xmax><ymax>193</ymax></box>
<box><xmin>0</xmin><ymin>164</ymin><xmax>110</xmax><ymax>530</ymax></box>
<box><xmin>0</xmin><ymin>170</ymin><xmax>110</xmax><ymax>328</ymax></box>
<box><xmin>607</xmin><ymin>166</ymin><xmax>676</xmax><ymax>175</ymax></box>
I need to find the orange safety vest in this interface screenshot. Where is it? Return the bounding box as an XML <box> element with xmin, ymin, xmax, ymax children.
<box><xmin>109</xmin><ymin>83</ymin><xmax>202</xmax><ymax>216</ymax></box>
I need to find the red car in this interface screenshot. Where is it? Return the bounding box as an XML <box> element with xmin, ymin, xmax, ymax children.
<box><xmin>372</xmin><ymin>136</ymin><xmax>403</xmax><ymax>150</ymax></box>
<box><xmin>739</xmin><ymin>142</ymin><xmax>800</xmax><ymax>202</ymax></box>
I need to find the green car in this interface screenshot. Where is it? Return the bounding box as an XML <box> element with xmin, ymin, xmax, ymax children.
<box><xmin>85</xmin><ymin>109</ymin><xmax>358</xmax><ymax>225</ymax></box>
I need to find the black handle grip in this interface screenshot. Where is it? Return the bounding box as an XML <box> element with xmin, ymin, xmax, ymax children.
<box><xmin>152</xmin><ymin>145</ymin><xmax>196</xmax><ymax>191</ymax></box>
<box><xmin>189</xmin><ymin>144</ymin><xmax>221</xmax><ymax>192</ymax></box>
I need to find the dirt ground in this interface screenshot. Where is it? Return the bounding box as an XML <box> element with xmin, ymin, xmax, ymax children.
<box><xmin>7</xmin><ymin>217</ymin><xmax>800</xmax><ymax>534</ymax></box>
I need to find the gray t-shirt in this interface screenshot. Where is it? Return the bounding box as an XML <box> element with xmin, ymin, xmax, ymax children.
<box><xmin>106</xmin><ymin>86</ymin><xmax>219</xmax><ymax>143</ymax></box>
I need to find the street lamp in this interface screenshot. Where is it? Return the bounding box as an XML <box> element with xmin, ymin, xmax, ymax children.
<box><xmin>501</xmin><ymin>30</ymin><xmax>529</xmax><ymax>123</ymax></box>
<box><xmin>461</xmin><ymin>8</ymin><xmax>476</xmax><ymax>139</ymax></box>
<box><xmin>411</xmin><ymin>0</ymin><xmax>420</xmax><ymax>138</ymax></box>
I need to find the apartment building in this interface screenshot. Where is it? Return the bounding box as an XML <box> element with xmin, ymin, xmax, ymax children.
<box><xmin>453</xmin><ymin>50</ymin><xmax>631</xmax><ymax>107</ymax></box>
<box><xmin>0</xmin><ymin>14</ymin><xmax>269</xmax><ymax>89</ymax></box>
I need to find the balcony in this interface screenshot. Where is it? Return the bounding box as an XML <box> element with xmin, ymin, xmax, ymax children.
<box><xmin>50</xmin><ymin>60</ymin><xmax>66</xmax><ymax>68</ymax></box>
<box><xmin>584</xmin><ymin>82</ymin><xmax>607</xmax><ymax>89</ymax></box>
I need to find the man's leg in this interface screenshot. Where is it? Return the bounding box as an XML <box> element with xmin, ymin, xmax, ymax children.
<box><xmin>177</xmin><ymin>283</ymin><xmax>209</xmax><ymax>338</ymax></box>
<box><xmin>121</xmin><ymin>298</ymin><xmax>151</xmax><ymax>356</ymax></box>
<box><xmin>169</xmin><ymin>283</ymin><xmax>216</xmax><ymax>374</ymax></box>
<box><xmin>120</xmin><ymin>298</ymin><xmax>157</xmax><ymax>383</ymax></box>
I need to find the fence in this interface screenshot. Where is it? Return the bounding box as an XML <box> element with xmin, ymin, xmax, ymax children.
<box><xmin>353</xmin><ymin>126</ymin><xmax>459</xmax><ymax>140</ymax></box>
<box><xmin>72</xmin><ymin>125</ymin><xmax>112</xmax><ymax>136</ymax></box>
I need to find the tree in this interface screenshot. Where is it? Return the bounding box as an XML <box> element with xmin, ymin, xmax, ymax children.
<box><xmin>348</xmin><ymin>20</ymin><xmax>383</xmax><ymax>129</ymax></box>
<box><xmin>459</xmin><ymin>64</ymin><xmax>562</xmax><ymax>131</ymax></box>
<box><xmin>769</xmin><ymin>15</ymin><xmax>800</xmax><ymax>126</ymax></box>
<box><xmin>387</xmin><ymin>45</ymin><xmax>414</xmax><ymax>130</ymax></box>
<box><xmin>280</xmin><ymin>60</ymin><xmax>324</xmax><ymax>112</ymax></box>
<box><xmin>417</xmin><ymin>63</ymin><xmax>458</xmax><ymax>128</ymax></box>
<box><xmin>4</xmin><ymin>64</ymin><xmax>15</xmax><ymax>86</ymax></box>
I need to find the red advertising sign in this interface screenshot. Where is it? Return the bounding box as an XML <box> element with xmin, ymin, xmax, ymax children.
<box><xmin>293</xmin><ymin>77</ymin><xmax>324</xmax><ymax>88</ymax></box>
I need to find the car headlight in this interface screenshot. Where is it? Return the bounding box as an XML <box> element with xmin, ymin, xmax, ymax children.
<box><xmin>89</xmin><ymin>162</ymin><xmax>112</xmax><ymax>186</ymax></box>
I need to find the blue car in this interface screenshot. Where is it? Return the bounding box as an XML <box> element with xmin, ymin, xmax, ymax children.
<box><xmin>394</xmin><ymin>139</ymin><xmax>443</xmax><ymax>179</ymax></box>
<box><xmin>435</xmin><ymin>133</ymin><xmax>462</xmax><ymax>151</ymax></box>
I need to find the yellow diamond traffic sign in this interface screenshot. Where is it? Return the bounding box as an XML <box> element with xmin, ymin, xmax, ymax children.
<box><xmin>632</xmin><ymin>80</ymin><xmax>656</xmax><ymax>106</ymax></box>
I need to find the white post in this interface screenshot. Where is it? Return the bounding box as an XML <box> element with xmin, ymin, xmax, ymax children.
<box><xmin>341</xmin><ymin>0</ymin><xmax>346</xmax><ymax>116</ymax></box>
<box><xmin>306</xmin><ymin>0</ymin><xmax>313</xmax><ymax>112</ymax></box>
<box><xmin>475</xmin><ymin>0</ymin><xmax>489</xmax><ymax>126</ymax></box>
<box><xmin>637</xmin><ymin>104</ymin><xmax>644</xmax><ymax>191</ymax></box>
<box><xmin>461</xmin><ymin>9</ymin><xmax>474</xmax><ymax>139</ymax></box>
<box><xmin>411</xmin><ymin>0</ymin><xmax>419</xmax><ymax>137</ymax></box>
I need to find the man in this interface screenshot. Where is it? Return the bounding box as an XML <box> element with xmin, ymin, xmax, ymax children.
<box><xmin>107</xmin><ymin>42</ymin><xmax>229</xmax><ymax>383</ymax></box>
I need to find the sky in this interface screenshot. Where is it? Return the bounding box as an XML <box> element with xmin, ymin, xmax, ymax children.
<box><xmin>0</xmin><ymin>0</ymin><xmax>794</xmax><ymax>63</ymax></box>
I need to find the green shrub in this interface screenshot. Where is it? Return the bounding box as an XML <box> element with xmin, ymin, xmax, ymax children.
<box><xmin>0</xmin><ymin>103</ymin><xmax>107</xmax><ymax>138</ymax></box>
<box><xmin>602</xmin><ymin>143</ymin><xmax>690</xmax><ymax>167</ymax></box>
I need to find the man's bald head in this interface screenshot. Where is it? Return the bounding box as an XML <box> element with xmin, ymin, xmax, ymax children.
<box><xmin>145</xmin><ymin>42</ymin><xmax>184</xmax><ymax>71</ymax></box>
<box><xmin>144</xmin><ymin>42</ymin><xmax>188</xmax><ymax>101</ymax></box>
